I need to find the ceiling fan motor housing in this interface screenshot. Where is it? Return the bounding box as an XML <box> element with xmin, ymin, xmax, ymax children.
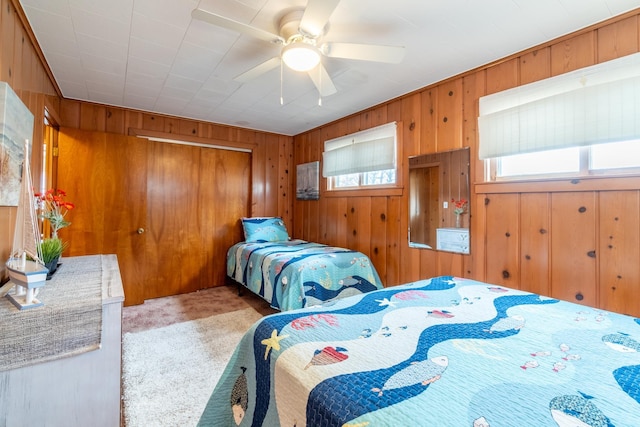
<box><xmin>279</xmin><ymin>9</ymin><xmax>326</xmax><ymax>43</ymax></box>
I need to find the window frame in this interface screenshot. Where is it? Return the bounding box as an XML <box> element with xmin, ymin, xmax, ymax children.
<box><xmin>323</xmin><ymin>122</ymin><xmax>404</xmax><ymax>196</ymax></box>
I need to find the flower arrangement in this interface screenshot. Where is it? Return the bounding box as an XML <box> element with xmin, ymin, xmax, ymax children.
<box><xmin>451</xmin><ymin>198</ymin><xmax>468</xmax><ymax>216</ymax></box>
<box><xmin>35</xmin><ymin>188</ymin><xmax>75</xmax><ymax>238</ymax></box>
<box><xmin>34</xmin><ymin>189</ymin><xmax>75</xmax><ymax>275</ymax></box>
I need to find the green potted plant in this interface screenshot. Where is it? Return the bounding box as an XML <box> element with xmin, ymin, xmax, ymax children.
<box><xmin>35</xmin><ymin>189</ymin><xmax>75</xmax><ymax>278</ymax></box>
<box><xmin>40</xmin><ymin>237</ymin><xmax>68</xmax><ymax>275</ymax></box>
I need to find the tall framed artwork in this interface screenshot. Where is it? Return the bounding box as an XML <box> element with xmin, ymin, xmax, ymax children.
<box><xmin>0</xmin><ymin>82</ymin><xmax>35</xmax><ymax>206</ymax></box>
<box><xmin>296</xmin><ymin>161</ymin><xmax>319</xmax><ymax>200</ymax></box>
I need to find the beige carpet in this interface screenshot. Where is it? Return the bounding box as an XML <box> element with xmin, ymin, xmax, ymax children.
<box><xmin>122</xmin><ymin>307</ymin><xmax>264</xmax><ymax>427</ymax></box>
<box><xmin>122</xmin><ymin>285</ymin><xmax>275</xmax><ymax>334</ymax></box>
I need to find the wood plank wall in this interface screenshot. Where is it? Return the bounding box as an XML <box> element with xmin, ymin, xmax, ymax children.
<box><xmin>55</xmin><ymin>99</ymin><xmax>294</xmax><ymax>229</ymax></box>
<box><xmin>0</xmin><ymin>0</ymin><xmax>60</xmax><ymax>281</ymax></box>
<box><xmin>2</xmin><ymin>0</ymin><xmax>639</xmax><ymax>319</ymax></box>
<box><xmin>292</xmin><ymin>9</ymin><xmax>640</xmax><ymax>317</ymax></box>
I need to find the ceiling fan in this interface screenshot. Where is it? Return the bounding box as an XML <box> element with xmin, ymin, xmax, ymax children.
<box><xmin>191</xmin><ymin>0</ymin><xmax>405</xmax><ymax>97</ymax></box>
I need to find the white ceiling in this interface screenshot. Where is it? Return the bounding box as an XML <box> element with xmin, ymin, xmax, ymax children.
<box><xmin>19</xmin><ymin>0</ymin><xmax>640</xmax><ymax>136</ymax></box>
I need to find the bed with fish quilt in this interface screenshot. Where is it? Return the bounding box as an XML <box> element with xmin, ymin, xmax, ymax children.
<box><xmin>227</xmin><ymin>239</ymin><xmax>383</xmax><ymax>311</ymax></box>
<box><xmin>199</xmin><ymin>275</ymin><xmax>640</xmax><ymax>427</ymax></box>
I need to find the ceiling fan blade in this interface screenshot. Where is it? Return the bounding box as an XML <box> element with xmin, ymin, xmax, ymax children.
<box><xmin>299</xmin><ymin>0</ymin><xmax>340</xmax><ymax>37</ymax></box>
<box><xmin>321</xmin><ymin>42</ymin><xmax>405</xmax><ymax>64</ymax></box>
<box><xmin>192</xmin><ymin>9</ymin><xmax>284</xmax><ymax>44</ymax></box>
<box><xmin>234</xmin><ymin>57</ymin><xmax>281</xmax><ymax>83</ymax></box>
<box><xmin>308</xmin><ymin>64</ymin><xmax>337</xmax><ymax>97</ymax></box>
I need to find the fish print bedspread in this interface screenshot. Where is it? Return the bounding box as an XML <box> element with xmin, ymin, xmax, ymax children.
<box><xmin>227</xmin><ymin>240</ymin><xmax>383</xmax><ymax>311</ymax></box>
<box><xmin>199</xmin><ymin>276</ymin><xmax>640</xmax><ymax>427</ymax></box>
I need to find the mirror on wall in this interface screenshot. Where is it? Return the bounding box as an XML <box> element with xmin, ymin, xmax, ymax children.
<box><xmin>408</xmin><ymin>148</ymin><xmax>470</xmax><ymax>254</ymax></box>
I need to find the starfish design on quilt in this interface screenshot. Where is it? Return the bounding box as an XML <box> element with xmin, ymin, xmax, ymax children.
<box><xmin>375</xmin><ymin>297</ymin><xmax>397</xmax><ymax>308</ymax></box>
<box><xmin>261</xmin><ymin>329</ymin><xmax>289</xmax><ymax>360</ymax></box>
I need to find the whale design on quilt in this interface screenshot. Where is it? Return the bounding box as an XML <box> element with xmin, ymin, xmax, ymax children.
<box><xmin>549</xmin><ymin>392</ymin><xmax>613</xmax><ymax>427</ymax></box>
<box><xmin>602</xmin><ymin>332</ymin><xmax>640</xmax><ymax>353</ymax></box>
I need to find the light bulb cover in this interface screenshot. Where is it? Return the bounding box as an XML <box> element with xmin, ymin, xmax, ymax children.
<box><xmin>282</xmin><ymin>41</ymin><xmax>321</xmax><ymax>72</ymax></box>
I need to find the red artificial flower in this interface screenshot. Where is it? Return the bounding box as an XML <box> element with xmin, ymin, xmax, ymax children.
<box><xmin>36</xmin><ymin>189</ymin><xmax>75</xmax><ymax>236</ymax></box>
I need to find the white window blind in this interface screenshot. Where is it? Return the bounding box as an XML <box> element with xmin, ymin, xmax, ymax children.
<box><xmin>322</xmin><ymin>122</ymin><xmax>397</xmax><ymax>177</ymax></box>
<box><xmin>478</xmin><ymin>52</ymin><xmax>640</xmax><ymax>160</ymax></box>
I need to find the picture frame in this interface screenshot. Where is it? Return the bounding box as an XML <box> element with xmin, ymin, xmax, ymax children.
<box><xmin>0</xmin><ymin>82</ymin><xmax>35</xmax><ymax>207</ymax></box>
<box><xmin>296</xmin><ymin>161</ymin><xmax>319</xmax><ymax>200</ymax></box>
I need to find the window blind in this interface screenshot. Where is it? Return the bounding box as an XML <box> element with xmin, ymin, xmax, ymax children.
<box><xmin>478</xmin><ymin>52</ymin><xmax>640</xmax><ymax>160</ymax></box>
<box><xmin>322</xmin><ymin>122</ymin><xmax>397</xmax><ymax>177</ymax></box>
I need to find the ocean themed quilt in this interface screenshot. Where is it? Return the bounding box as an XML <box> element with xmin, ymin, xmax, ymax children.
<box><xmin>227</xmin><ymin>240</ymin><xmax>383</xmax><ymax>311</ymax></box>
<box><xmin>199</xmin><ymin>276</ymin><xmax>640</xmax><ymax>427</ymax></box>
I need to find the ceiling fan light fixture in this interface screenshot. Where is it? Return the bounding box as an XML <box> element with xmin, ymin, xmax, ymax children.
<box><xmin>282</xmin><ymin>41</ymin><xmax>321</xmax><ymax>72</ymax></box>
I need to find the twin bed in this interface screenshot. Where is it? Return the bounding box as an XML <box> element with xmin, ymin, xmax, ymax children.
<box><xmin>227</xmin><ymin>217</ymin><xmax>383</xmax><ymax>311</ymax></box>
<box><xmin>199</xmin><ymin>275</ymin><xmax>640</xmax><ymax>426</ymax></box>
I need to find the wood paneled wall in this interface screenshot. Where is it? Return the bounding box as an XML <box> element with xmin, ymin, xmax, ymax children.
<box><xmin>292</xmin><ymin>10</ymin><xmax>640</xmax><ymax>317</ymax></box>
<box><xmin>2</xmin><ymin>0</ymin><xmax>640</xmax><ymax>318</ymax></box>
<box><xmin>0</xmin><ymin>0</ymin><xmax>60</xmax><ymax>281</ymax></box>
<box><xmin>55</xmin><ymin>99</ymin><xmax>294</xmax><ymax>229</ymax></box>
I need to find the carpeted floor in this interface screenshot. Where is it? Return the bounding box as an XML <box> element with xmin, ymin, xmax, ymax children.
<box><xmin>120</xmin><ymin>284</ymin><xmax>276</xmax><ymax>426</ymax></box>
<box><xmin>122</xmin><ymin>284</ymin><xmax>276</xmax><ymax>334</ymax></box>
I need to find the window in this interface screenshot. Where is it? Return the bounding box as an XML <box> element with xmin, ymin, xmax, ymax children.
<box><xmin>495</xmin><ymin>140</ymin><xmax>640</xmax><ymax>179</ymax></box>
<box><xmin>590</xmin><ymin>139</ymin><xmax>640</xmax><ymax>170</ymax></box>
<box><xmin>479</xmin><ymin>52</ymin><xmax>640</xmax><ymax>180</ymax></box>
<box><xmin>331</xmin><ymin>169</ymin><xmax>396</xmax><ymax>188</ymax></box>
<box><xmin>323</xmin><ymin>122</ymin><xmax>398</xmax><ymax>189</ymax></box>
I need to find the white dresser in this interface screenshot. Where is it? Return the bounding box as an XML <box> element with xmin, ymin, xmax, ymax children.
<box><xmin>0</xmin><ymin>255</ymin><xmax>124</xmax><ymax>427</ymax></box>
<box><xmin>436</xmin><ymin>228</ymin><xmax>470</xmax><ymax>254</ymax></box>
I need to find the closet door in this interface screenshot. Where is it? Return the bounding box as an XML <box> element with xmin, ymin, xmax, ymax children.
<box><xmin>144</xmin><ymin>140</ymin><xmax>250</xmax><ymax>300</ymax></box>
<box><xmin>58</xmin><ymin>129</ymin><xmax>148</xmax><ymax>305</ymax></box>
<box><xmin>58</xmin><ymin>129</ymin><xmax>250</xmax><ymax>305</ymax></box>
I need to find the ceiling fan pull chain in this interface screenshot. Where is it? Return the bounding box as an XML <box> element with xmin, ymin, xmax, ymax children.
<box><xmin>280</xmin><ymin>59</ymin><xmax>284</xmax><ymax>105</ymax></box>
<box><xmin>318</xmin><ymin>66</ymin><xmax>322</xmax><ymax>106</ymax></box>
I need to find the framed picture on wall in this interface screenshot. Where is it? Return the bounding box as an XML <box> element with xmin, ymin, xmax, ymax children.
<box><xmin>296</xmin><ymin>161</ymin><xmax>319</xmax><ymax>200</ymax></box>
<box><xmin>0</xmin><ymin>82</ymin><xmax>35</xmax><ymax>207</ymax></box>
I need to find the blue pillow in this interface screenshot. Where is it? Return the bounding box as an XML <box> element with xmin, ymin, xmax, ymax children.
<box><xmin>241</xmin><ymin>217</ymin><xmax>290</xmax><ymax>242</ymax></box>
